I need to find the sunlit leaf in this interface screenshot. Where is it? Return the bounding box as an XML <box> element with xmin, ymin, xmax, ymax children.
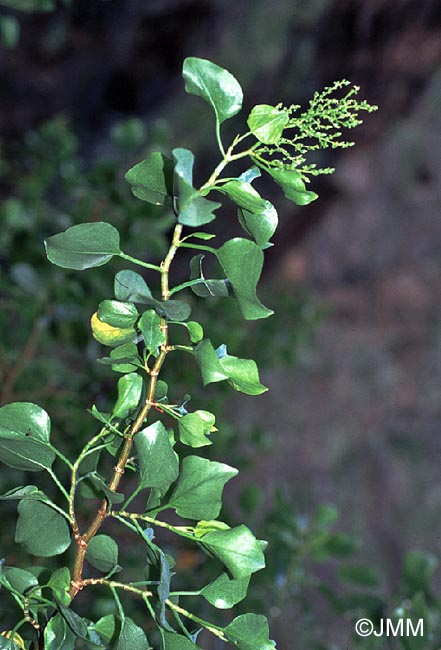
<box><xmin>0</xmin><ymin>402</ymin><xmax>55</xmax><ymax>471</ymax></box>
<box><xmin>201</xmin><ymin>573</ymin><xmax>250</xmax><ymax>609</ymax></box>
<box><xmin>135</xmin><ymin>421</ymin><xmax>179</xmax><ymax>492</ymax></box>
<box><xmin>98</xmin><ymin>300</ymin><xmax>139</xmax><ymax>329</ymax></box>
<box><xmin>200</xmin><ymin>525</ymin><xmax>265</xmax><ymax>579</ymax></box>
<box><xmin>113</xmin><ymin>373</ymin><xmax>143</xmax><ymax>419</ymax></box>
<box><xmin>183</xmin><ymin>57</ymin><xmax>243</xmax><ymax>124</ymax></box>
<box><xmin>247</xmin><ymin>104</ymin><xmax>289</xmax><ymax>144</ymax></box>
<box><xmin>173</xmin><ymin>148</ymin><xmax>220</xmax><ymax>226</ymax></box>
<box><xmin>225</xmin><ymin>614</ymin><xmax>276</xmax><ymax>650</ymax></box>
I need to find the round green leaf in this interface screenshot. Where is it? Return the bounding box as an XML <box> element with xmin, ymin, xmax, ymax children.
<box><xmin>162</xmin><ymin>632</ymin><xmax>201</xmax><ymax>649</ymax></box>
<box><xmin>86</xmin><ymin>535</ymin><xmax>120</xmax><ymax>574</ymax></box>
<box><xmin>135</xmin><ymin>421</ymin><xmax>179</xmax><ymax>492</ymax></box>
<box><xmin>98</xmin><ymin>300</ymin><xmax>139</xmax><ymax>329</ymax></box>
<box><xmin>139</xmin><ymin>309</ymin><xmax>166</xmax><ymax>354</ymax></box>
<box><xmin>44</xmin><ymin>613</ymin><xmax>76</xmax><ymax>650</ymax></box>
<box><xmin>15</xmin><ymin>499</ymin><xmax>71</xmax><ymax>557</ymax></box>
<box><xmin>247</xmin><ymin>104</ymin><xmax>289</xmax><ymax>144</ymax></box>
<box><xmin>202</xmin><ymin>573</ymin><xmax>250</xmax><ymax>609</ymax></box>
<box><xmin>225</xmin><ymin>614</ymin><xmax>276</xmax><ymax>650</ymax></box>
<box><xmin>0</xmin><ymin>402</ymin><xmax>55</xmax><ymax>471</ymax></box>
<box><xmin>200</xmin><ymin>525</ymin><xmax>265</xmax><ymax>579</ymax></box>
<box><xmin>113</xmin><ymin>372</ymin><xmax>143</xmax><ymax>419</ymax></box>
<box><xmin>45</xmin><ymin>222</ymin><xmax>121</xmax><ymax>270</ymax></box>
<box><xmin>218</xmin><ymin>181</ymin><xmax>267</xmax><ymax>213</ymax></box>
<box><xmin>2</xmin><ymin>567</ymin><xmax>39</xmax><ymax>595</ymax></box>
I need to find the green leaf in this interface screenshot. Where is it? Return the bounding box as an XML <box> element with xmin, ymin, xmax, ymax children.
<box><xmin>45</xmin><ymin>222</ymin><xmax>121</xmax><ymax>270</ymax></box>
<box><xmin>338</xmin><ymin>564</ymin><xmax>380</xmax><ymax>587</ymax></box>
<box><xmin>139</xmin><ymin>309</ymin><xmax>166</xmax><ymax>354</ymax></box>
<box><xmin>189</xmin><ymin>255</ymin><xmax>229</xmax><ymax>298</ymax></box>
<box><xmin>15</xmin><ymin>499</ymin><xmax>71</xmax><ymax>557</ymax></box>
<box><xmin>94</xmin><ymin>615</ymin><xmax>116</xmax><ymax>644</ymax></box>
<box><xmin>82</xmin><ymin>473</ymin><xmax>125</xmax><ymax>505</ymax></box>
<box><xmin>114</xmin><ymin>270</ymin><xmax>153</xmax><ymax>303</ymax></box>
<box><xmin>201</xmin><ymin>525</ymin><xmax>265</xmax><ymax>579</ymax></box>
<box><xmin>1</xmin><ymin>567</ymin><xmax>39</xmax><ymax>595</ymax></box>
<box><xmin>58</xmin><ymin>604</ymin><xmax>89</xmax><ymax>639</ymax></box>
<box><xmin>44</xmin><ymin>613</ymin><xmax>76</xmax><ymax>650</ymax></box>
<box><xmin>194</xmin><ymin>520</ymin><xmax>230</xmax><ymax>538</ymax></box>
<box><xmin>135</xmin><ymin>421</ymin><xmax>179</xmax><ymax>492</ymax></box>
<box><xmin>113</xmin><ymin>373</ymin><xmax>143</xmax><ymax>419</ymax></box>
<box><xmin>0</xmin><ymin>402</ymin><xmax>55</xmax><ymax>471</ymax></box>
<box><xmin>116</xmin><ymin>618</ymin><xmax>149</xmax><ymax>650</ymax></box>
<box><xmin>266</xmin><ymin>167</ymin><xmax>318</xmax><ymax>206</ymax></box>
<box><xmin>194</xmin><ymin>340</ymin><xmax>228</xmax><ymax>385</ymax></box>
<box><xmin>194</xmin><ymin>341</ymin><xmax>267</xmax><ymax>395</ymax></box>
<box><xmin>48</xmin><ymin>567</ymin><xmax>71</xmax><ymax>605</ymax></box>
<box><xmin>225</xmin><ymin>614</ymin><xmax>276</xmax><ymax>650</ymax></box>
<box><xmin>106</xmin><ymin>343</ymin><xmax>140</xmax><ymax>373</ymax></box>
<box><xmin>183</xmin><ymin>57</ymin><xmax>243</xmax><ymax>124</ymax></box>
<box><xmin>178</xmin><ymin>410</ymin><xmax>215</xmax><ymax>448</ymax></box>
<box><xmin>169</xmin><ymin>456</ymin><xmax>237</xmax><ymax>519</ymax></box>
<box><xmin>173</xmin><ymin>148</ymin><xmax>220</xmax><ymax>226</ymax></box>
<box><xmin>91</xmin><ymin>312</ymin><xmax>137</xmax><ymax>348</ymax></box>
<box><xmin>217</xmin><ymin>181</ymin><xmax>266</xmax><ymax>213</ymax></box>
<box><xmin>86</xmin><ymin>535</ymin><xmax>120</xmax><ymax>574</ymax></box>
<box><xmin>202</xmin><ymin>573</ymin><xmax>250</xmax><ymax>609</ymax></box>
<box><xmin>0</xmin><ymin>485</ymin><xmax>40</xmax><ymax>500</ymax></box>
<box><xmin>98</xmin><ymin>300</ymin><xmax>139</xmax><ymax>329</ymax></box>
<box><xmin>186</xmin><ymin>321</ymin><xmax>204</xmax><ymax>343</ymax></box>
<box><xmin>218</xmin><ymin>352</ymin><xmax>267</xmax><ymax>396</ymax></box>
<box><xmin>125</xmin><ymin>152</ymin><xmax>174</xmax><ymax>206</ymax></box>
<box><xmin>217</xmin><ymin>239</ymin><xmax>273</xmax><ymax>320</ymax></box>
<box><xmin>247</xmin><ymin>104</ymin><xmax>289</xmax><ymax>144</ymax></box>
<box><xmin>162</xmin><ymin>632</ymin><xmax>201</xmax><ymax>649</ymax></box>
<box><xmin>158</xmin><ymin>300</ymin><xmax>191</xmax><ymax>322</ymax></box>
<box><xmin>238</xmin><ymin>201</ymin><xmax>278</xmax><ymax>248</ymax></box>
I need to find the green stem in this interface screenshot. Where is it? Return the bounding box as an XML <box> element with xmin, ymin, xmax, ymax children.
<box><xmin>169</xmin><ymin>278</ymin><xmax>206</xmax><ymax>295</ymax></box>
<box><xmin>179</xmin><ymin>242</ymin><xmax>216</xmax><ymax>253</ymax></box>
<box><xmin>50</xmin><ymin>446</ymin><xmax>73</xmax><ymax>470</ymax></box>
<box><xmin>165</xmin><ymin>599</ymin><xmax>227</xmax><ymax>641</ymax></box>
<box><xmin>119</xmin><ymin>252</ymin><xmax>161</xmax><ymax>272</ymax></box>
<box><xmin>111</xmin><ymin>511</ymin><xmax>195</xmax><ymax>541</ymax></box>
<box><xmin>45</xmin><ymin>467</ymin><xmax>70</xmax><ymax>504</ymax></box>
<box><xmin>215</xmin><ymin>120</ymin><xmax>226</xmax><ymax>156</ymax></box>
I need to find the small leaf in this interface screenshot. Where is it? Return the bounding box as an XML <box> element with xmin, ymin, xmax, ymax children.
<box><xmin>194</xmin><ymin>520</ymin><xmax>230</xmax><ymax>538</ymax></box>
<box><xmin>202</xmin><ymin>573</ymin><xmax>250</xmax><ymax>609</ymax></box>
<box><xmin>0</xmin><ymin>486</ymin><xmax>40</xmax><ymax>500</ymax></box>
<box><xmin>200</xmin><ymin>525</ymin><xmax>265</xmax><ymax>579</ymax></box>
<box><xmin>217</xmin><ymin>238</ymin><xmax>273</xmax><ymax>320</ymax></box>
<box><xmin>188</xmin><ymin>232</ymin><xmax>216</xmax><ymax>240</ymax></box>
<box><xmin>43</xmin><ymin>613</ymin><xmax>76</xmax><ymax>650</ymax></box>
<box><xmin>135</xmin><ymin>421</ymin><xmax>179</xmax><ymax>492</ymax></box>
<box><xmin>114</xmin><ymin>270</ymin><xmax>153</xmax><ymax>303</ymax></box>
<box><xmin>1</xmin><ymin>567</ymin><xmax>39</xmax><ymax>595</ymax></box>
<box><xmin>218</xmin><ymin>352</ymin><xmax>267</xmax><ymax>396</ymax></box>
<box><xmin>139</xmin><ymin>309</ymin><xmax>166</xmax><ymax>354</ymax></box>
<box><xmin>125</xmin><ymin>152</ymin><xmax>174</xmax><ymax>206</ymax></box>
<box><xmin>94</xmin><ymin>615</ymin><xmax>116</xmax><ymax>644</ymax></box>
<box><xmin>169</xmin><ymin>456</ymin><xmax>237</xmax><ymax>519</ymax></box>
<box><xmin>107</xmin><ymin>343</ymin><xmax>140</xmax><ymax>373</ymax></box>
<box><xmin>217</xmin><ymin>181</ymin><xmax>266</xmax><ymax>213</ymax></box>
<box><xmin>189</xmin><ymin>255</ymin><xmax>229</xmax><ymax>298</ymax></box>
<box><xmin>0</xmin><ymin>402</ymin><xmax>55</xmax><ymax>472</ymax></box>
<box><xmin>247</xmin><ymin>104</ymin><xmax>289</xmax><ymax>144</ymax></box>
<box><xmin>225</xmin><ymin>614</ymin><xmax>276</xmax><ymax>650</ymax></box>
<box><xmin>86</xmin><ymin>535</ymin><xmax>120</xmax><ymax>574</ymax></box>
<box><xmin>45</xmin><ymin>222</ymin><xmax>121</xmax><ymax>270</ymax></box>
<box><xmin>173</xmin><ymin>148</ymin><xmax>220</xmax><ymax>227</ymax></box>
<box><xmin>91</xmin><ymin>312</ymin><xmax>137</xmax><ymax>348</ymax></box>
<box><xmin>48</xmin><ymin>567</ymin><xmax>71</xmax><ymax>605</ymax></box>
<box><xmin>15</xmin><ymin>499</ymin><xmax>71</xmax><ymax>557</ymax></box>
<box><xmin>98</xmin><ymin>300</ymin><xmax>139</xmax><ymax>329</ymax></box>
<box><xmin>178</xmin><ymin>410</ymin><xmax>215</xmax><ymax>447</ymax></box>
<box><xmin>266</xmin><ymin>167</ymin><xmax>318</xmax><ymax>206</ymax></box>
<box><xmin>162</xmin><ymin>632</ymin><xmax>201</xmax><ymax>649</ymax></box>
<box><xmin>82</xmin><ymin>473</ymin><xmax>125</xmax><ymax>505</ymax></box>
<box><xmin>116</xmin><ymin>618</ymin><xmax>150</xmax><ymax>650</ymax></box>
<box><xmin>183</xmin><ymin>57</ymin><xmax>243</xmax><ymax>124</ymax></box>
<box><xmin>113</xmin><ymin>373</ymin><xmax>143</xmax><ymax>419</ymax></box>
<box><xmin>186</xmin><ymin>321</ymin><xmax>204</xmax><ymax>343</ymax></box>
<box><xmin>238</xmin><ymin>201</ymin><xmax>278</xmax><ymax>248</ymax></box>
<box><xmin>194</xmin><ymin>340</ymin><xmax>228</xmax><ymax>385</ymax></box>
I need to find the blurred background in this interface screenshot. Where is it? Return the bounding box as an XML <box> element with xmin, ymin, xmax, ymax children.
<box><xmin>1</xmin><ymin>1</ymin><xmax>441</xmax><ymax>648</ymax></box>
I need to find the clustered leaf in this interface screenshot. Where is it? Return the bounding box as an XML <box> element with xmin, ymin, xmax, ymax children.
<box><xmin>0</xmin><ymin>54</ymin><xmax>376</xmax><ymax>650</ymax></box>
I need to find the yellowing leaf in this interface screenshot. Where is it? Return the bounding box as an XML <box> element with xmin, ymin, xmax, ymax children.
<box><xmin>1</xmin><ymin>631</ymin><xmax>26</xmax><ymax>649</ymax></box>
<box><xmin>90</xmin><ymin>312</ymin><xmax>136</xmax><ymax>347</ymax></box>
